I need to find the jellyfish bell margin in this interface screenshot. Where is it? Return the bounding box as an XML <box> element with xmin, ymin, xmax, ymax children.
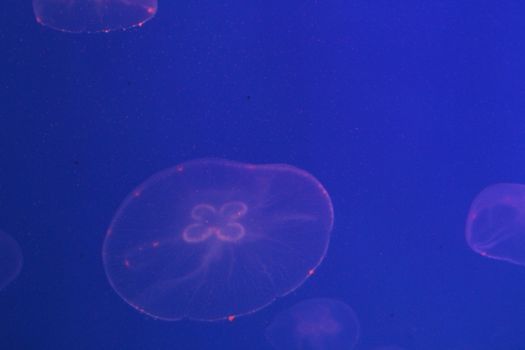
<box><xmin>33</xmin><ymin>0</ymin><xmax>158</xmax><ymax>33</ymax></box>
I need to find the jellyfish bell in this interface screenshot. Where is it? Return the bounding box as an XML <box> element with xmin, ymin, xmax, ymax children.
<box><xmin>0</xmin><ymin>230</ymin><xmax>23</xmax><ymax>291</ymax></box>
<box><xmin>103</xmin><ymin>159</ymin><xmax>334</xmax><ymax>321</ymax></box>
<box><xmin>466</xmin><ymin>183</ymin><xmax>525</xmax><ymax>266</ymax></box>
<box><xmin>266</xmin><ymin>298</ymin><xmax>360</xmax><ymax>350</ymax></box>
<box><xmin>33</xmin><ymin>0</ymin><xmax>158</xmax><ymax>33</ymax></box>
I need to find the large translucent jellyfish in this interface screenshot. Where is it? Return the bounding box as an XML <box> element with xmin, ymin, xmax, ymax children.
<box><xmin>103</xmin><ymin>159</ymin><xmax>334</xmax><ymax>321</ymax></box>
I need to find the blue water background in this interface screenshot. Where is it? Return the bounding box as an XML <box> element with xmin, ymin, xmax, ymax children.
<box><xmin>1</xmin><ymin>1</ymin><xmax>525</xmax><ymax>349</ymax></box>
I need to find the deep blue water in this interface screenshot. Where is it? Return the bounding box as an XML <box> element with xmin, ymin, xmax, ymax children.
<box><xmin>2</xmin><ymin>1</ymin><xmax>525</xmax><ymax>349</ymax></box>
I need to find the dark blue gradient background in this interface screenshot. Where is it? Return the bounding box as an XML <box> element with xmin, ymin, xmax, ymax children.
<box><xmin>1</xmin><ymin>1</ymin><xmax>525</xmax><ymax>349</ymax></box>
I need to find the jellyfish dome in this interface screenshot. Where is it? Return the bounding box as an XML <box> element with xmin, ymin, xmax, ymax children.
<box><xmin>265</xmin><ymin>298</ymin><xmax>360</xmax><ymax>350</ymax></box>
<box><xmin>466</xmin><ymin>183</ymin><xmax>525</xmax><ymax>266</ymax></box>
<box><xmin>0</xmin><ymin>230</ymin><xmax>23</xmax><ymax>291</ymax></box>
<box><xmin>33</xmin><ymin>0</ymin><xmax>158</xmax><ymax>33</ymax></box>
<box><xmin>102</xmin><ymin>159</ymin><xmax>334</xmax><ymax>321</ymax></box>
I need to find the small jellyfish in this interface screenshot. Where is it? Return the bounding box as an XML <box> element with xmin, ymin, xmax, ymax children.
<box><xmin>33</xmin><ymin>0</ymin><xmax>158</xmax><ymax>33</ymax></box>
<box><xmin>103</xmin><ymin>159</ymin><xmax>334</xmax><ymax>321</ymax></box>
<box><xmin>466</xmin><ymin>183</ymin><xmax>525</xmax><ymax>266</ymax></box>
<box><xmin>0</xmin><ymin>230</ymin><xmax>23</xmax><ymax>291</ymax></box>
<box><xmin>266</xmin><ymin>298</ymin><xmax>360</xmax><ymax>350</ymax></box>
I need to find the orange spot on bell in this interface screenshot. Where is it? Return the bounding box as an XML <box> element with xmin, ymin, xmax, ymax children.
<box><xmin>227</xmin><ymin>315</ymin><xmax>236</xmax><ymax>322</ymax></box>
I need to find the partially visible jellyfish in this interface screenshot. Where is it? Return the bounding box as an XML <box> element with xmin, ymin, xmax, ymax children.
<box><xmin>103</xmin><ymin>159</ymin><xmax>334</xmax><ymax>321</ymax></box>
<box><xmin>33</xmin><ymin>0</ymin><xmax>158</xmax><ymax>33</ymax></box>
<box><xmin>371</xmin><ymin>346</ymin><xmax>406</xmax><ymax>350</ymax></box>
<box><xmin>266</xmin><ymin>298</ymin><xmax>360</xmax><ymax>350</ymax></box>
<box><xmin>0</xmin><ymin>230</ymin><xmax>23</xmax><ymax>291</ymax></box>
<box><xmin>466</xmin><ymin>183</ymin><xmax>525</xmax><ymax>266</ymax></box>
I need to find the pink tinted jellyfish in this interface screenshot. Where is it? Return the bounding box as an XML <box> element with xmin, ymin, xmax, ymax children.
<box><xmin>265</xmin><ymin>298</ymin><xmax>360</xmax><ymax>350</ymax></box>
<box><xmin>466</xmin><ymin>183</ymin><xmax>525</xmax><ymax>266</ymax></box>
<box><xmin>33</xmin><ymin>0</ymin><xmax>158</xmax><ymax>33</ymax></box>
<box><xmin>0</xmin><ymin>230</ymin><xmax>23</xmax><ymax>291</ymax></box>
<box><xmin>102</xmin><ymin>159</ymin><xmax>334</xmax><ymax>321</ymax></box>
